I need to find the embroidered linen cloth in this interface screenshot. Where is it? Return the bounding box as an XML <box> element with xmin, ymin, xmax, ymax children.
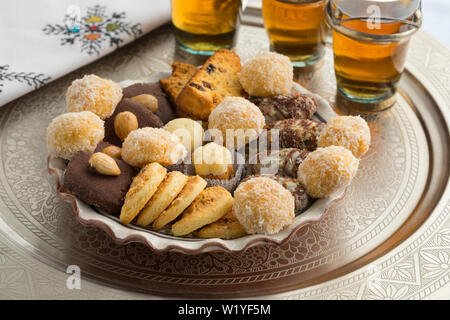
<box><xmin>0</xmin><ymin>0</ymin><xmax>171</xmax><ymax>107</ymax></box>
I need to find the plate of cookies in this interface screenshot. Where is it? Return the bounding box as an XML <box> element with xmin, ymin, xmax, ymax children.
<box><xmin>47</xmin><ymin>49</ymin><xmax>371</xmax><ymax>254</ymax></box>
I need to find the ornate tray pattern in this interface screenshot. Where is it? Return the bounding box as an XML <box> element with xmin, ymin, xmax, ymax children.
<box><xmin>0</xmin><ymin>23</ymin><xmax>448</xmax><ymax>299</ymax></box>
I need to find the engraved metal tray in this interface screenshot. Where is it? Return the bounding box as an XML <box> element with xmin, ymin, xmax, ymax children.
<box><xmin>0</xmin><ymin>23</ymin><xmax>448</xmax><ymax>299</ymax></box>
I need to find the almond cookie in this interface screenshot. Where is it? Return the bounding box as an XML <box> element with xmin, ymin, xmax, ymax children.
<box><xmin>122</xmin><ymin>82</ymin><xmax>176</xmax><ymax>124</ymax></box>
<box><xmin>196</xmin><ymin>209</ymin><xmax>247</xmax><ymax>239</ymax></box>
<box><xmin>172</xmin><ymin>186</ymin><xmax>233</xmax><ymax>236</ymax></box>
<box><xmin>120</xmin><ymin>163</ymin><xmax>167</xmax><ymax>225</ymax></box>
<box><xmin>153</xmin><ymin>175</ymin><xmax>207</xmax><ymax>230</ymax></box>
<box><xmin>136</xmin><ymin>171</ymin><xmax>189</xmax><ymax>227</ymax></box>
<box><xmin>63</xmin><ymin>151</ymin><xmax>137</xmax><ymax>215</ymax></box>
<box><xmin>104</xmin><ymin>98</ymin><xmax>163</xmax><ymax>147</ymax></box>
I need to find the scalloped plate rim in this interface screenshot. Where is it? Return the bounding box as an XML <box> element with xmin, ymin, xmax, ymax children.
<box><xmin>48</xmin><ymin>156</ymin><xmax>345</xmax><ymax>254</ymax></box>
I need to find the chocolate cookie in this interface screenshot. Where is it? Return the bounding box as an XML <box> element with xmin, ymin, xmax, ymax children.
<box><xmin>122</xmin><ymin>82</ymin><xmax>177</xmax><ymax>124</ymax></box>
<box><xmin>249</xmin><ymin>93</ymin><xmax>317</xmax><ymax>124</ymax></box>
<box><xmin>266</xmin><ymin>119</ymin><xmax>325</xmax><ymax>151</ymax></box>
<box><xmin>248</xmin><ymin>148</ymin><xmax>310</xmax><ymax>178</ymax></box>
<box><xmin>242</xmin><ymin>174</ymin><xmax>312</xmax><ymax>213</ymax></box>
<box><xmin>63</xmin><ymin>151</ymin><xmax>138</xmax><ymax>215</ymax></box>
<box><xmin>104</xmin><ymin>98</ymin><xmax>163</xmax><ymax>146</ymax></box>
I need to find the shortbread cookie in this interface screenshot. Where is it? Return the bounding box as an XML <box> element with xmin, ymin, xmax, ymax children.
<box><xmin>122</xmin><ymin>82</ymin><xmax>176</xmax><ymax>124</ymax></box>
<box><xmin>175</xmin><ymin>49</ymin><xmax>246</xmax><ymax>120</ymax></box>
<box><xmin>196</xmin><ymin>209</ymin><xmax>247</xmax><ymax>239</ymax></box>
<box><xmin>136</xmin><ymin>171</ymin><xmax>189</xmax><ymax>226</ymax></box>
<box><xmin>160</xmin><ymin>62</ymin><xmax>199</xmax><ymax>102</ymax></box>
<box><xmin>120</xmin><ymin>163</ymin><xmax>167</xmax><ymax>224</ymax></box>
<box><xmin>153</xmin><ymin>175</ymin><xmax>207</xmax><ymax>230</ymax></box>
<box><xmin>63</xmin><ymin>151</ymin><xmax>137</xmax><ymax>215</ymax></box>
<box><xmin>172</xmin><ymin>186</ymin><xmax>233</xmax><ymax>236</ymax></box>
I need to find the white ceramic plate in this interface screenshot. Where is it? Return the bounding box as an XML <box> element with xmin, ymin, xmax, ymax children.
<box><xmin>48</xmin><ymin>80</ymin><xmax>342</xmax><ymax>254</ymax></box>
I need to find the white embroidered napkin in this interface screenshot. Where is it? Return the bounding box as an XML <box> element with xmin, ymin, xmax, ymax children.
<box><xmin>0</xmin><ymin>0</ymin><xmax>171</xmax><ymax>106</ymax></box>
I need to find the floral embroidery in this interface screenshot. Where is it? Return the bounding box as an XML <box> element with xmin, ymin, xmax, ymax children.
<box><xmin>43</xmin><ymin>5</ymin><xmax>143</xmax><ymax>55</ymax></box>
<box><xmin>0</xmin><ymin>65</ymin><xmax>51</xmax><ymax>93</ymax></box>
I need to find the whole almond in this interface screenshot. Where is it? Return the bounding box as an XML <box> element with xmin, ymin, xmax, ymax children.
<box><xmin>102</xmin><ymin>145</ymin><xmax>122</xmax><ymax>159</ymax></box>
<box><xmin>89</xmin><ymin>152</ymin><xmax>121</xmax><ymax>176</ymax></box>
<box><xmin>131</xmin><ymin>94</ymin><xmax>158</xmax><ymax>113</ymax></box>
<box><xmin>114</xmin><ymin>111</ymin><xmax>138</xmax><ymax>141</ymax></box>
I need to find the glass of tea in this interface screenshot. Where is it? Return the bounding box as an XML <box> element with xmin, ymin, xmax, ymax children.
<box><xmin>326</xmin><ymin>0</ymin><xmax>422</xmax><ymax>112</ymax></box>
<box><xmin>171</xmin><ymin>0</ymin><xmax>241</xmax><ymax>55</ymax></box>
<box><xmin>262</xmin><ymin>0</ymin><xmax>328</xmax><ymax>67</ymax></box>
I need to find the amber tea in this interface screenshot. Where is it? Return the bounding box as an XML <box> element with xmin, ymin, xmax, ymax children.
<box><xmin>328</xmin><ymin>0</ymin><xmax>422</xmax><ymax>108</ymax></box>
<box><xmin>262</xmin><ymin>0</ymin><xmax>328</xmax><ymax>67</ymax></box>
<box><xmin>172</xmin><ymin>0</ymin><xmax>240</xmax><ymax>55</ymax></box>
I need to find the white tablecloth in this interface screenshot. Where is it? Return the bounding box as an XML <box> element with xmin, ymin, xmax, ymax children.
<box><xmin>0</xmin><ymin>0</ymin><xmax>170</xmax><ymax>107</ymax></box>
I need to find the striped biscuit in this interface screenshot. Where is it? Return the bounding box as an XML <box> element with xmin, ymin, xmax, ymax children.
<box><xmin>172</xmin><ymin>186</ymin><xmax>233</xmax><ymax>236</ymax></box>
<box><xmin>196</xmin><ymin>209</ymin><xmax>247</xmax><ymax>239</ymax></box>
<box><xmin>136</xmin><ymin>171</ymin><xmax>188</xmax><ymax>226</ymax></box>
<box><xmin>120</xmin><ymin>162</ymin><xmax>167</xmax><ymax>225</ymax></box>
<box><xmin>152</xmin><ymin>175</ymin><xmax>207</xmax><ymax>230</ymax></box>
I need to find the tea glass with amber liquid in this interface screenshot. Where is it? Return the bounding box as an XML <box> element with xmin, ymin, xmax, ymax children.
<box><xmin>326</xmin><ymin>0</ymin><xmax>422</xmax><ymax>112</ymax></box>
<box><xmin>171</xmin><ymin>0</ymin><xmax>241</xmax><ymax>55</ymax></box>
<box><xmin>262</xmin><ymin>0</ymin><xmax>328</xmax><ymax>67</ymax></box>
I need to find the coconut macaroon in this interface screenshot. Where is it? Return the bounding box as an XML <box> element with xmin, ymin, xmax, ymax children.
<box><xmin>297</xmin><ymin>146</ymin><xmax>359</xmax><ymax>198</ymax></box>
<box><xmin>121</xmin><ymin>127</ymin><xmax>187</xmax><ymax>167</ymax></box>
<box><xmin>208</xmin><ymin>97</ymin><xmax>265</xmax><ymax>149</ymax></box>
<box><xmin>66</xmin><ymin>74</ymin><xmax>123</xmax><ymax>119</ymax></box>
<box><xmin>239</xmin><ymin>52</ymin><xmax>293</xmax><ymax>97</ymax></box>
<box><xmin>317</xmin><ymin>116</ymin><xmax>371</xmax><ymax>158</ymax></box>
<box><xmin>47</xmin><ymin>111</ymin><xmax>104</xmax><ymax>160</ymax></box>
<box><xmin>233</xmin><ymin>177</ymin><xmax>295</xmax><ymax>235</ymax></box>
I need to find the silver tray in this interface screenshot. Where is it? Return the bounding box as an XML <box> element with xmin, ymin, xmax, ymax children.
<box><xmin>0</xmin><ymin>23</ymin><xmax>448</xmax><ymax>299</ymax></box>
